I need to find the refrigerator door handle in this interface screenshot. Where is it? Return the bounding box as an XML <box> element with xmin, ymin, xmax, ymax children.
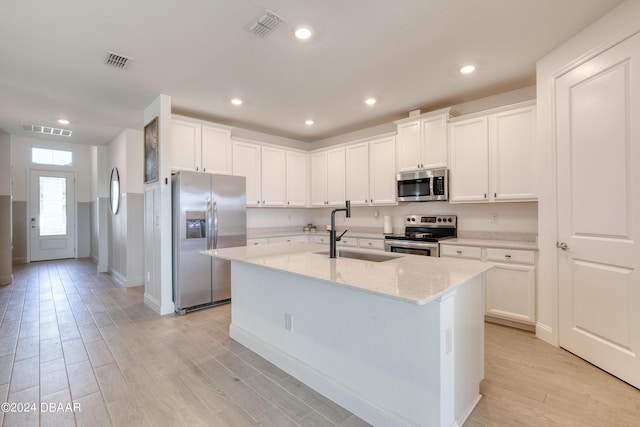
<box><xmin>207</xmin><ymin>197</ymin><xmax>213</xmax><ymax>250</ymax></box>
<box><xmin>213</xmin><ymin>198</ymin><xmax>219</xmax><ymax>249</ymax></box>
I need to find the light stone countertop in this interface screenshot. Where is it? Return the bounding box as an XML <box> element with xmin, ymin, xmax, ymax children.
<box><xmin>440</xmin><ymin>238</ymin><xmax>538</xmax><ymax>251</ymax></box>
<box><xmin>202</xmin><ymin>242</ymin><xmax>492</xmax><ymax>305</ymax></box>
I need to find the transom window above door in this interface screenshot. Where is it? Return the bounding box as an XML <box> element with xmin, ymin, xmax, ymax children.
<box><xmin>31</xmin><ymin>147</ymin><xmax>73</xmax><ymax>166</ymax></box>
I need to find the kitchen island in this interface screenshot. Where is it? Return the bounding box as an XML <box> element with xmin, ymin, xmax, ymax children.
<box><xmin>203</xmin><ymin>243</ymin><xmax>492</xmax><ymax>427</ymax></box>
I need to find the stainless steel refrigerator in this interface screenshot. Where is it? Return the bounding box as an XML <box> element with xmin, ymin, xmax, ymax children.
<box><xmin>172</xmin><ymin>170</ymin><xmax>246</xmax><ymax>314</ymax></box>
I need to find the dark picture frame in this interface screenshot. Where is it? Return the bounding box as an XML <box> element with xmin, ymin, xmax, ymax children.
<box><xmin>144</xmin><ymin>116</ymin><xmax>159</xmax><ymax>183</ymax></box>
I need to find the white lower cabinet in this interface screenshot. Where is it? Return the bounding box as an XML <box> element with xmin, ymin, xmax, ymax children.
<box><xmin>248</xmin><ymin>235</ymin><xmax>309</xmax><ymax>245</ymax></box>
<box><xmin>441</xmin><ymin>243</ymin><xmax>536</xmax><ymax>329</ymax></box>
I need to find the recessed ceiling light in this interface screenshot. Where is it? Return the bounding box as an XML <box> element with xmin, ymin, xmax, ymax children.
<box><xmin>294</xmin><ymin>27</ymin><xmax>312</xmax><ymax>40</ymax></box>
<box><xmin>231</xmin><ymin>98</ymin><xmax>243</xmax><ymax>106</ymax></box>
<box><xmin>460</xmin><ymin>65</ymin><xmax>476</xmax><ymax>74</ymax></box>
<box><xmin>57</xmin><ymin>119</ymin><xmax>70</xmax><ymax>125</ymax></box>
<box><xmin>364</xmin><ymin>98</ymin><xmax>377</xmax><ymax>106</ymax></box>
<box><xmin>305</xmin><ymin>120</ymin><xmax>314</xmax><ymax>126</ymax></box>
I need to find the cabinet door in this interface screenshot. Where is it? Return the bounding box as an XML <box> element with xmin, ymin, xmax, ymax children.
<box><xmin>345</xmin><ymin>143</ymin><xmax>370</xmax><ymax>205</ymax></box>
<box><xmin>485</xmin><ymin>263</ymin><xmax>536</xmax><ymax>324</ymax></box>
<box><xmin>201</xmin><ymin>125</ymin><xmax>232</xmax><ymax>174</ymax></box>
<box><xmin>286</xmin><ymin>151</ymin><xmax>308</xmax><ymax>207</ymax></box>
<box><xmin>490</xmin><ymin>106</ymin><xmax>537</xmax><ymax>201</ymax></box>
<box><xmin>421</xmin><ymin>114</ymin><xmax>448</xmax><ymax>169</ymax></box>
<box><xmin>311</xmin><ymin>151</ymin><xmax>328</xmax><ymax>206</ymax></box>
<box><xmin>171</xmin><ymin>120</ymin><xmax>200</xmax><ymax>171</ymax></box>
<box><xmin>232</xmin><ymin>141</ymin><xmax>261</xmax><ymax>207</ymax></box>
<box><xmin>369</xmin><ymin>136</ymin><xmax>397</xmax><ymax>205</ymax></box>
<box><xmin>326</xmin><ymin>148</ymin><xmax>346</xmax><ymax>206</ymax></box>
<box><xmin>261</xmin><ymin>146</ymin><xmax>286</xmax><ymax>206</ymax></box>
<box><xmin>449</xmin><ymin>117</ymin><xmax>489</xmax><ymax>202</ymax></box>
<box><xmin>396</xmin><ymin>120</ymin><xmax>422</xmax><ymax>172</ymax></box>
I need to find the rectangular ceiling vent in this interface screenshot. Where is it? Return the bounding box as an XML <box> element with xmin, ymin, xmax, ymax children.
<box><xmin>104</xmin><ymin>51</ymin><xmax>131</xmax><ymax>69</ymax></box>
<box><xmin>246</xmin><ymin>10</ymin><xmax>285</xmax><ymax>37</ymax></box>
<box><xmin>23</xmin><ymin>124</ymin><xmax>73</xmax><ymax>137</ymax></box>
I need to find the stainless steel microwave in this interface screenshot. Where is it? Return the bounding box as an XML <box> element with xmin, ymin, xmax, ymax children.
<box><xmin>396</xmin><ymin>168</ymin><xmax>448</xmax><ymax>202</ymax></box>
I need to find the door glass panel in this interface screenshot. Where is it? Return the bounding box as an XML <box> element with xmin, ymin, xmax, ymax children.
<box><xmin>39</xmin><ymin>176</ymin><xmax>67</xmax><ymax>236</ymax></box>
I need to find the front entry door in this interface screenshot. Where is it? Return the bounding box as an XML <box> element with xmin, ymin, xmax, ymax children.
<box><xmin>556</xmin><ymin>32</ymin><xmax>640</xmax><ymax>388</ymax></box>
<box><xmin>29</xmin><ymin>170</ymin><xmax>76</xmax><ymax>261</ymax></box>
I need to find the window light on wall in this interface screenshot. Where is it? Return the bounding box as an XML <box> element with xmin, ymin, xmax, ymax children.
<box><xmin>31</xmin><ymin>147</ymin><xmax>73</xmax><ymax>166</ymax></box>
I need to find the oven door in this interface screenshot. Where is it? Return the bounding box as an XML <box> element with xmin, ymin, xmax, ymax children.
<box><xmin>384</xmin><ymin>239</ymin><xmax>440</xmax><ymax>257</ymax></box>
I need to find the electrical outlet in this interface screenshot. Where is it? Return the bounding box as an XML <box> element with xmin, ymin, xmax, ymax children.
<box><xmin>284</xmin><ymin>313</ymin><xmax>293</xmax><ymax>331</ymax></box>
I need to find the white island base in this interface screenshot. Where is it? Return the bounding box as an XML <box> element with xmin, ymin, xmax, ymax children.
<box><xmin>226</xmin><ymin>253</ymin><xmax>485</xmax><ymax>427</ymax></box>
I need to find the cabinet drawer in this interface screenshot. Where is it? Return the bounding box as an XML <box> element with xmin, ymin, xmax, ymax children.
<box><xmin>269</xmin><ymin>235</ymin><xmax>309</xmax><ymax>244</ymax></box>
<box><xmin>247</xmin><ymin>238</ymin><xmax>269</xmax><ymax>246</ymax></box>
<box><xmin>358</xmin><ymin>238</ymin><xmax>385</xmax><ymax>250</ymax></box>
<box><xmin>486</xmin><ymin>248</ymin><xmax>534</xmax><ymax>265</ymax></box>
<box><xmin>312</xmin><ymin>235</ymin><xmax>330</xmax><ymax>244</ymax></box>
<box><xmin>440</xmin><ymin>244</ymin><xmax>482</xmax><ymax>260</ymax></box>
<box><xmin>337</xmin><ymin>237</ymin><xmax>358</xmax><ymax>247</ymax></box>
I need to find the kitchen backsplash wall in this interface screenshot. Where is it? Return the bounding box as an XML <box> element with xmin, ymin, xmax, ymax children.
<box><xmin>248</xmin><ymin>202</ymin><xmax>538</xmax><ymax>240</ymax></box>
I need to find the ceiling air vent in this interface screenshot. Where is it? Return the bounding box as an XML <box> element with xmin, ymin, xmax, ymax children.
<box><xmin>23</xmin><ymin>124</ymin><xmax>73</xmax><ymax>137</ymax></box>
<box><xmin>246</xmin><ymin>10</ymin><xmax>285</xmax><ymax>37</ymax></box>
<box><xmin>104</xmin><ymin>51</ymin><xmax>131</xmax><ymax>69</ymax></box>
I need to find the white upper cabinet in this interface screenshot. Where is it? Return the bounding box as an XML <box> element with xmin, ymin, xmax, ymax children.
<box><xmin>312</xmin><ymin>148</ymin><xmax>345</xmax><ymax>207</ymax></box>
<box><xmin>345</xmin><ymin>143</ymin><xmax>369</xmax><ymax>205</ymax></box>
<box><xmin>449</xmin><ymin>116</ymin><xmax>490</xmax><ymax>202</ymax></box>
<box><xmin>345</xmin><ymin>136</ymin><xmax>397</xmax><ymax>206</ymax></box>
<box><xmin>286</xmin><ymin>151</ymin><xmax>309</xmax><ymax>207</ymax></box>
<box><xmin>369</xmin><ymin>136</ymin><xmax>397</xmax><ymax>204</ymax></box>
<box><xmin>395</xmin><ymin>108</ymin><xmax>451</xmax><ymax>172</ymax></box>
<box><xmin>490</xmin><ymin>105</ymin><xmax>537</xmax><ymax>201</ymax></box>
<box><xmin>201</xmin><ymin>125</ymin><xmax>232</xmax><ymax>174</ymax></box>
<box><xmin>170</xmin><ymin>117</ymin><xmax>232</xmax><ymax>174</ymax></box>
<box><xmin>327</xmin><ymin>148</ymin><xmax>346</xmax><ymax>206</ymax></box>
<box><xmin>260</xmin><ymin>146</ymin><xmax>287</xmax><ymax>206</ymax></box>
<box><xmin>171</xmin><ymin>119</ymin><xmax>200</xmax><ymax>171</ymax></box>
<box><xmin>232</xmin><ymin>140</ymin><xmax>262</xmax><ymax>207</ymax></box>
<box><xmin>233</xmin><ymin>139</ymin><xmax>308</xmax><ymax>208</ymax></box>
<box><xmin>449</xmin><ymin>101</ymin><xmax>537</xmax><ymax>203</ymax></box>
<box><xmin>311</xmin><ymin>151</ymin><xmax>329</xmax><ymax>206</ymax></box>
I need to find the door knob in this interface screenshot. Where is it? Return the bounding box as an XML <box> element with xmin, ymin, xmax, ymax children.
<box><xmin>556</xmin><ymin>242</ymin><xmax>569</xmax><ymax>250</ymax></box>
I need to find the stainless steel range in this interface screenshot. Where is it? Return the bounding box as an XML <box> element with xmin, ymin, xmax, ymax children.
<box><xmin>384</xmin><ymin>215</ymin><xmax>457</xmax><ymax>257</ymax></box>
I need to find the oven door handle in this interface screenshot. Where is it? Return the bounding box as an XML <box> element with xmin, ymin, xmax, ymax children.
<box><xmin>384</xmin><ymin>240</ymin><xmax>440</xmax><ymax>250</ymax></box>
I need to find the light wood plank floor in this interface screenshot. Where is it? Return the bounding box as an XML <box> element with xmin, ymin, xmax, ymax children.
<box><xmin>1</xmin><ymin>259</ymin><xmax>638</xmax><ymax>426</ymax></box>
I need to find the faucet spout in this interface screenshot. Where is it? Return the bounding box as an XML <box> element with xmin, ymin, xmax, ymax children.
<box><xmin>329</xmin><ymin>200</ymin><xmax>351</xmax><ymax>258</ymax></box>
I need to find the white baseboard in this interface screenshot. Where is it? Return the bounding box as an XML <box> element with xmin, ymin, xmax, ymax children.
<box><xmin>144</xmin><ymin>292</ymin><xmax>174</xmax><ymax>315</ymax></box>
<box><xmin>536</xmin><ymin>322</ymin><xmax>557</xmax><ymax>346</ymax></box>
<box><xmin>230</xmin><ymin>324</ymin><xmax>416</xmax><ymax>427</ymax></box>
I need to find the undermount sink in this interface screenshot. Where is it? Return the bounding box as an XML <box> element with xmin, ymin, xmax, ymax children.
<box><xmin>316</xmin><ymin>249</ymin><xmax>400</xmax><ymax>262</ymax></box>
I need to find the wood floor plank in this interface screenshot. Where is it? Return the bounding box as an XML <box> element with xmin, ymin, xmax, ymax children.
<box><xmin>1</xmin><ymin>259</ymin><xmax>638</xmax><ymax>427</ymax></box>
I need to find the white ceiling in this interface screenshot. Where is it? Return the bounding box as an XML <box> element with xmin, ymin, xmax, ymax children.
<box><xmin>0</xmin><ymin>0</ymin><xmax>624</xmax><ymax>145</ymax></box>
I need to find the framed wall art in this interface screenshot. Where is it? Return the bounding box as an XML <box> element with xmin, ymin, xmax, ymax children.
<box><xmin>144</xmin><ymin>116</ymin><xmax>159</xmax><ymax>183</ymax></box>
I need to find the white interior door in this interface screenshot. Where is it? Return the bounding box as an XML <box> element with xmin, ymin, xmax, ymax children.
<box><xmin>29</xmin><ymin>170</ymin><xmax>76</xmax><ymax>261</ymax></box>
<box><xmin>556</xmin><ymin>32</ymin><xmax>640</xmax><ymax>388</ymax></box>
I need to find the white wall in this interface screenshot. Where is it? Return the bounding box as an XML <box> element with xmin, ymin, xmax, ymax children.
<box><xmin>536</xmin><ymin>0</ymin><xmax>639</xmax><ymax>345</ymax></box>
<box><xmin>11</xmin><ymin>135</ymin><xmax>92</xmax><ymax>202</ymax></box>
<box><xmin>105</xmin><ymin>129</ymin><xmax>144</xmax><ymax>286</ymax></box>
<box><xmin>10</xmin><ymin>135</ymin><xmax>93</xmax><ymax>261</ymax></box>
<box><xmin>144</xmin><ymin>95</ymin><xmax>174</xmax><ymax>315</ymax></box>
<box><xmin>0</xmin><ymin>131</ymin><xmax>12</xmax><ymax>284</ymax></box>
